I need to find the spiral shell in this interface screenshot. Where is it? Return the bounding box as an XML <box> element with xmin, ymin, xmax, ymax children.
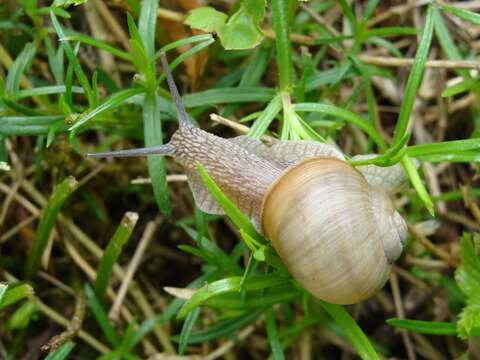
<box><xmin>261</xmin><ymin>157</ymin><xmax>406</xmax><ymax>304</ymax></box>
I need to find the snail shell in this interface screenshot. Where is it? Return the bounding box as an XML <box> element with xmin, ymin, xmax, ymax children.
<box><xmin>262</xmin><ymin>157</ymin><xmax>406</xmax><ymax>304</ymax></box>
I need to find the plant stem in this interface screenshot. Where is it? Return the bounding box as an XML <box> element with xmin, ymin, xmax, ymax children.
<box><xmin>271</xmin><ymin>0</ymin><xmax>293</xmax><ymax>92</ymax></box>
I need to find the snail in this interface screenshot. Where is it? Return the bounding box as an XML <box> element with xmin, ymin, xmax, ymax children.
<box><xmin>87</xmin><ymin>52</ymin><xmax>408</xmax><ymax>304</ymax></box>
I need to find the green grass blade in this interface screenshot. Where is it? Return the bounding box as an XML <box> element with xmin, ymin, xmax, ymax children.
<box><xmin>5</xmin><ymin>42</ymin><xmax>36</xmax><ymax>95</ymax></box>
<box><xmin>178</xmin><ymin>309</ymin><xmax>263</xmax><ymax>344</ymax></box>
<box><xmin>178</xmin><ymin>274</ymin><xmax>288</xmax><ymax>318</ymax></box>
<box><xmin>17</xmin><ymin>85</ymin><xmax>84</xmax><ymax>99</ymax></box>
<box><xmin>160</xmin><ymin>34</ymin><xmax>214</xmax><ymax>54</ymax></box>
<box><xmin>195</xmin><ymin>162</ymin><xmax>263</xmax><ymax>243</ymax></box>
<box><xmin>442</xmin><ymin>4</ymin><xmax>480</xmax><ymax>26</ymax></box>
<box><xmin>120</xmin><ymin>315</ymin><xmax>161</xmax><ymax>351</ymax></box>
<box><xmin>6</xmin><ymin>300</ymin><xmax>37</xmax><ymax>330</ymax></box>
<box><xmin>293</xmin><ymin>103</ymin><xmax>387</xmax><ymax>151</ymax></box>
<box><xmin>144</xmin><ymin>92</ymin><xmax>172</xmax><ymax>216</ymax></box>
<box><xmin>94</xmin><ymin>212</ymin><xmax>138</xmax><ymax>302</ymax></box>
<box><xmin>414</xmin><ymin>153</ymin><xmax>480</xmax><ymax>163</ymax></box>
<box><xmin>402</xmin><ymin>155</ymin><xmax>434</xmax><ymax>215</ymax></box>
<box><xmin>266</xmin><ymin>308</ymin><xmax>285</xmax><ymax>360</ymax></box>
<box><xmin>25</xmin><ymin>176</ymin><xmax>79</xmax><ymax>278</ymax></box>
<box><xmin>441</xmin><ymin>78</ymin><xmax>474</xmax><ymax>97</ymax></box>
<box><xmin>319</xmin><ymin>300</ymin><xmax>379</xmax><ymax>360</ymax></box>
<box><xmin>51</xmin><ymin>38</ymin><xmax>65</xmax><ymax>84</ymax></box>
<box><xmin>392</xmin><ymin>4</ymin><xmax>434</xmax><ymax>146</ymax></box>
<box><xmin>43</xmin><ymin>341</ymin><xmax>75</xmax><ymax>360</ymax></box>
<box><xmin>182</xmin><ymin>87</ymin><xmax>275</xmax><ymax>107</ymax></box>
<box><xmin>386</xmin><ymin>318</ymin><xmax>457</xmax><ymax>335</ymax></box>
<box><xmin>178</xmin><ymin>307</ymin><xmax>200</xmax><ymax>354</ymax></box>
<box><xmin>305</xmin><ymin>66</ymin><xmax>356</xmax><ymax>92</ymax></box>
<box><xmin>157</xmin><ymin>38</ymin><xmax>215</xmax><ymax>85</ymax></box>
<box><xmin>68</xmin><ymin>87</ymin><xmax>144</xmax><ymax>131</ymax></box>
<box><xmin>62</xmin><ymin>32</ymin><xmax>132</xmax><ymax>61</ymax></box>
<box><xmin>433</xmin><ymin>6</ymin><xmax>470</xmax><ymax>78</ymax></box>
<box><xmin>0</xmin><ymin>283</ymin><xmax>35</xmax><ymax>310</ymax></box>
<box><xmin>406</xmin><ymin>138</ymin><xmax>480</xmax><ymax>158</ymax></box>
<box><xmin>338</xmin><ymin>0</ymin><xmax>357</xmax><ymax>30</ymax></box>
<box><xmin>364</xmin><ymin>26</ymin><xmax>417</xmax><ymax>38</ymax></box>
<box><xmin>137</xmin><ymin>0</ymin><xmax>158</xmax><ymax>59</ymax></box>
<box><xmin>84</xmin><ymin>284</ymin><xmax>120</xmax><ymax>347</ymax></box>
<box><xmin>248</xmin><ymin>93</ymin><xmax>282</xmax><ymax>139</ymax></box>
<box><xmin>180</xmin><ymin>224</ymin><xmax>243</xmax><ymax>274</ymax></box>
<box><xmin>50</xmin><ymin>11</ymin><xmax>95</xmax><ymax>107</ymax></box>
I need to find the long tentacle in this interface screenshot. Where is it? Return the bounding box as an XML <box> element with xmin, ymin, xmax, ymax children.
<box><xmin>86</xmin><ymin>143</ymin><xmax>175</xmax><ymax>158</ymax></box>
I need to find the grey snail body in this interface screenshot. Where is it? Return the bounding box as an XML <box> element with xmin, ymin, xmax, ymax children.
<box><xmin>88</xmin><ymin>53</ymin><xmax>408</xmax><ymax>304</ymax></box>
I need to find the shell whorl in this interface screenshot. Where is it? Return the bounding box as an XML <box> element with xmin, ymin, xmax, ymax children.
<box><xmin>261</xmin><ymin>157</ymin><xmax>402</xmax><ymax>304</ymax></box>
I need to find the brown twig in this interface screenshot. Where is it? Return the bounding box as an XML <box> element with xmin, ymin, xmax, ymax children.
<box><xmin>209</xmin><ymin>114</ymin><xmax>275</xmax><ymax>145</ymax></box>
<box><xmin>407</xmin><ymin>223</ymin><xmax>460</xmax><ymax>267</ymax></box>
<box><xmin>390</xmin><ymin>272</ymin><xmax>417</xmax><ymax>360</ymax></box>
<box><xmin>108</xmin><ymin>218</ymin><xmax>159</xmax><ymax>321</ymax></box>
<box><xmin>41</xmin><ymin>292</ymin><xmax>86</xmax><ymax>352</ymax></box>
<box><xmin>2</xmin><ymin>271</ymin><xmax>110</xmax><ymax>354</ymax></box>
<box><xmin>461</xmin><ymin>186</ymin><xmax>480</xmax><ymax>224</ymax></box>
<box><xmin>359</xmin><ymin>55</ymin><xmax>480</xmax><ymax>70</ymax></box>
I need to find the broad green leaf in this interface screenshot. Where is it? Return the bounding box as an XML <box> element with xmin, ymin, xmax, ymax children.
<box><xmin>457</xmin><ymin>304</ymin><xmax>480</xmax><ymax>339</ymax></box>
<box><xmin>455</xmin><ymin>233</ymin><xmax>480</xmax><ymax>339</ymax></box>
<box><xmin>243</xmin><ymin>0</ymin><xmax>266</xmax><ymax>22</ymax></box>
<box><xmin>218</xmin><ymin>8</ymin><xmax>263</xmax><ymax>50</ymax></box>
<box><xmin>185</xmin><ymin>7</ymin><xmax>227</xmax><ymax>32</ymax></box>
<box><xmin>455</xmin><ymin>233</ymin><xmax>480</xmax><ymax>301</ymax></box>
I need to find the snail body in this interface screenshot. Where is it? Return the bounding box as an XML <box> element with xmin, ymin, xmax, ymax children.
<box><xmin>88</xmin><ymin>53</ymin><xmax>408</xmax><ymax>304</ymax></box>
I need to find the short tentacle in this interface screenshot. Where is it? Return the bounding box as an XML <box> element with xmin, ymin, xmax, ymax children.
<box><xmin>159</xmin><ymin>52</ymin><xmax>191</xmax><ymax>129</ymax></box>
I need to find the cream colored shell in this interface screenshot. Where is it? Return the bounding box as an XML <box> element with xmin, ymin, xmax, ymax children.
<box><xmin>261</xmin><ymin>157</ymin><xmax>392</xmax><ymax>304</ymax></box>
